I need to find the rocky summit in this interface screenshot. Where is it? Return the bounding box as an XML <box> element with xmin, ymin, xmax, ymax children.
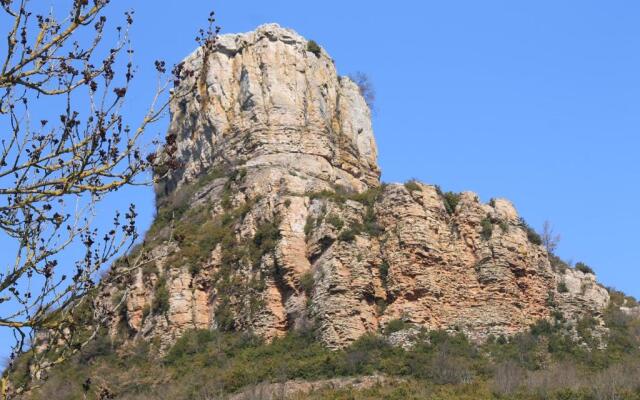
<box><xmin>101</xmin><ymin>24</ymin><xmax>610</xmax><ymax>351</ymax></box>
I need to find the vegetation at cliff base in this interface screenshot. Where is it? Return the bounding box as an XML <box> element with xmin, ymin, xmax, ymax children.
<box><xmin>19</xmin><ymin>297</ymin><xmax>640</xmax><ymax>400</ymax></box>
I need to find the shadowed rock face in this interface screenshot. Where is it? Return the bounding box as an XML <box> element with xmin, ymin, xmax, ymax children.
<box><xmin>102</xmin><ymin>24</ymin><xmax>609</xmax><ymax>350</ymax></box>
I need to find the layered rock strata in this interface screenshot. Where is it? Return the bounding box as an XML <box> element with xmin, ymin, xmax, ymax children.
<box><xmin>102</xmin><ymin>24</ymin><xmax>609</xmax><ymax>350</ymax></box>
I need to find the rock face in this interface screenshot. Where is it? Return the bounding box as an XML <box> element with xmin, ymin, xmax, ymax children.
<box><xmin>159</xmin><ymin>23</ymin><xmax>378</xmax><ymax>198</ymax></box>
<box><xmin>555</xmin><ymin>267</ymin><xmax>609</xmax><ymax>322</ymax></box>
<box><xmin>103</xmin><ymin>24</ymin><xmax>609</xmax><ymax>350</ymax></box>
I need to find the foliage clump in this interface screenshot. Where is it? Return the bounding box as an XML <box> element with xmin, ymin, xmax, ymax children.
<box><xmin>304</xmin><ymin>215</ymin><xmax>316</xmax><ymax>238</ymax></box>
<box><xmin>378</xmin><ymin>262</ymin><xmax>390</xmax><ymax>286</ymax></box>
<box><xmin>349</xmin><ymin>185</ymin><xmax>383</xmax><ymax>207</ymax></box>
<box><xmin>300</xmin><ymin>271</ymin><xmax>315</xmax><ymax>296</ymax></box>
<box><xmin>338</xmin><ymin>228</ymin><xmax>358</xmax><ymax>242</ymax></box>
<box><xmin>435</xmin><ymin>186</ymin><xmax>461</xmax><ymax>215</ymax></box>
<box><xmin>480</xmin><ymin>217</ymin><xmax>493</xmax><ymax>240</ymax></box>
<box><xmin>404</xmin><ymin>180</ymin><xmax>421</xmax><ymax>192</ymax></box>
<box><xmin>549</xmin><ymin>253</ymin><xmax>569</xmax><ymax>274</ymax></box>
<box><xmin>385</xmin><ymin>319</ymin><xmax>411</xmax><ymax>334</ymax></box>
<box><xmin>498</xmin><ymin>220</ymin><xmax>509</xmax><ymax>233</ymax></box>
<box><xmin>309</xmin><ymin>186</ymin><xmax>384</xmax><ymax>243</ymax></box>
<box><xmin>519</xmin><ymin>217</ymin><xmax>542</xmax><ymax>245</ymax></box>
<box><xmin>326</xmin><ymin>214</ymin><xmax>344</xmax><ymax>230</ymax></box>
<box><xmin>575</xmin><ymin>262</ymin><xmax>594</xmax><ymax>275</ymax></box>
<box><xmin>557</xmin><ymin>281</ymin><xmax>569</xmax><ymax>293</ymax></box>
<box><xmin>152</xmin><ymin>276</ymin><xmax>170</xmax><ymax>315</ymax></box>
<box><xmin>308</xmin><ymin>185</ymin><xmax>351</xmax><ymax>204</ymax></box>
<box><xmin>307</xmin><ymin>40</ymin><xmax>322</xmax><ymax>57</ymax></box>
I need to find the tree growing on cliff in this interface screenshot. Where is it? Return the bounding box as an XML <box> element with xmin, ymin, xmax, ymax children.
<box><xmin>348</xmin><ymin>71</ymin><xmax>376</xmax><ymax>111</ymax></box>
<box><xmin>541</xmin><ymin>220</ymin><xmax>561</xmax><ymax>254</ymax></box>
<box><xmin>0</xmin><ymin>0</ymin><xmax>196</xmax><ymax>394</ymax></box>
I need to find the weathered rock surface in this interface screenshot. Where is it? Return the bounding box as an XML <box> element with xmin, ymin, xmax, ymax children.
<box><xmin>555</xmin><ymin>267</ymin><xmax>610</xmax><ymax>321</ymax></box>
<box><xmin>102</xmin><ymin>24</ymin><xmax>610</xmax><ymax>350</ymax></box>
<box><xmin>159</xmin><ymin>23</ymin><xmax>378</xmax><ymax>198</ymax></box>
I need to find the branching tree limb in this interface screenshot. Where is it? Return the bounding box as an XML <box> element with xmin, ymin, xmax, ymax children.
<box><xmin>542</xmin><ymin>220</ymin><xmax>561</xmax><ymax>254</ymax></box>
<box><xmin>0</xmin><ymin>0</ymin><xmax>186</xmax><ymax>397</ymax></box>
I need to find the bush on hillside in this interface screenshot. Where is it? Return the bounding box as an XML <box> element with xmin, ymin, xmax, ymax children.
<box><xmin>480</xmin><ymin>217</ymin><xmax>493</xmax><ymax>240</ymax></box>
<box><xmin>575</xmin><ymin>262</ymin><xmax>594</xmax><ymax>275</ymax></box>
<box><xmin>307</xmin><ymin>40</ymin><xmax>321</xmax><ymax>57</ymax></box>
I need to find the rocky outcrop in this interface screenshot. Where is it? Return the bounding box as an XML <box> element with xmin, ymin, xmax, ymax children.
<box><xmin>158</xmin><ymin>23</ymin><xmax>378</xmax><ymax>198</ymax></box>
<box><xmin>374</xmin><ymin>186</ymin><xmax>555</xmax><ymax>342</ymax></box>
<box><xmin>555</xmin><ymin>267</ymin><xmax>609</xmax><ymax>322</ymax></box>
<box><xmin>102</xmin><ymin>24</ymin><xmax>610</xmax><ymax>350</ymax></box>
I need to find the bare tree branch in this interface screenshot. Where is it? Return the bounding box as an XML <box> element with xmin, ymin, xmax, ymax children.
<box><xmin>542</xmin><ymin>220</ymin><xmax>561</xmax><ymax>254</ymax></box>
<box><xmin>0</xmin><ymin>1</ymin><xmax>185</xmax><ymax>396</ymax></box>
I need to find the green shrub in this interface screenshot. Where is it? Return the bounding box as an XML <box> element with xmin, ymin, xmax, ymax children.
<box><xmin>376</xmin><ymin>299</ymin><xmax>388</xmax><ymax>314</ymax></box>
<box><xmin>527</xmin><ymin>228</ymin><xmax>543</xmax><ymax>245</ymax></box>
<box><xmin>608</xmin><ymin>289</ymin><xmax>638</xmax><ymax>308</ymax></box>
<box><xmin>480</xmin><ymin>217</ymin><xmax>493</xmax><ymax>240</ymax></box>
<box><xmin>557</xmin><ymin>281</ymin><xmax>569</xmax><ymax>293</ymax></box>
<box><xmin>530</xmin><ymin>319</ymin><xmax>555</xmax><ymax>336</ymax></box>
<box><xmin>231</xmin><ymin>168</ymin><xmax>247</xmax><ymax>182</ymax></box>
<box><xmin>150</xmin><ymin>167</ymin><xmax>229</xmax><ymax>240</ymax></box>
<box><xmin>333</xmin><ymin>206</ymin><xmax>383</xmax><ymax>243</ymax></box>
<box><xmin>168</xmin><ymin>207</ymin><xmax>237</xmax><ymax>266</ymax></box>
<box><xmin>575</xmin><ymin>262</ymin><xmax>594</xmax><ymax>275</ymax></box>
<box><xmin>552</xmin><ymin>310</ymin><xmax>565</xmax><ymax>321</ymax></box>
<box><xmin>304</xmin><ymin>215</ymin><xmax>315</xmax><ymax>238</ymax></box>
<box><xmin>608</xmin><ymin>288</ymin><xmax>627</xmax><ymax>307</ymax></box>
<box><xmin>142</xmin><ymin>262</ymin><xmax>159</xmax><ymax>277</ymax></box>
<box><xmin>307</xmin><ymin>40</ymin><xmax>322</xmax><ymax>57</ymax></box>
<box><xmin>549</xmin><ymin>253</ymin><xmax>569</xmax><ymax>274</ymax></box>
<box><xmin>385</xmin><ymin>319</ymin><xmax>410</xmax><ymax>334</ymax></box>
<box><xmin>348</xmin><ymin>186</ymin><xmax>383</xmax><ymax>207</ymax></box>
<box><xmin>379</xmin><ymin>262</ymin><xmax>389</xmax><ymax>285</ymax></box>
<box><xmin>214</xmin><ymin>299</ymin><xmax>236</xmax><ymax>332</ymax></box>
<box><xmin>300</xmin><ymin>271</ymin><xmax>315</xmax><ymax>296</ymax></box>
<box><xmin>220</xmin><ymin>189</ymin><xmax>233</xmax><ymax>210</ymax></box>
<box><xmin>78</xmin><ymin>335</ymin><xmax>114</xmax><ymax>364</ymax></box>
<box><xmin>338</xmin><ymin>228</ymin><xmax>357</xmax><ymax>242</ymax></box>
<box><xmin>152</xmin><ymin>276</ymin><xmax>170</xmax><ymax>315</ymax></box>
<box><xmin>626</xmin><ymin>295</ymin><xmax>639</xmax><ymax>307</ymax></box>
<box><xmin>326</xmin><ymin>214</ymin><xmax>344</xmax><ymax>230</ymax></box>
<box><xmin>519</xmin><ymin>218</ymin><xmax>542</xmax><ymax>245</ymax></box>
<box><xmin>404</xmin><ymin>180</ymin><xmax>421</xmax><ymax>192</ymax></box>
<box><xmin>362</xmin><ymin>207</ymin><xmax>383</xmax><ymax>236</ymax></box>
<box><xmin>188</xmin><ymin>263</ymin><xmax>201</xmax><ymax>276</ymax></box>
<box><xmin>250</xmin><ymin>219</ymin><xmax>281</xmax><ymax>265</ymax></box>
<box><xmin>499</xmin><ymin>220</ymin><xmax>509</xmax><ymax>233</ymax></box>
<box><xmin>442</xmin><ymin>191</ymin><xmax>461</xmax><ymax>215</ymax></box>
<box><xmin>164</xmin><ymin>329</ymin><xmax>221</xmax><ymax>365</ymax></box>
<box><xmin>253</xmin><ymin>220</ymin><xmax>280</xmax><ymax>249</ymax></box>
<box><xmin>308</xmin><ymin>188</ymin><xmax>348</xmax><ymax>204</ymax></box>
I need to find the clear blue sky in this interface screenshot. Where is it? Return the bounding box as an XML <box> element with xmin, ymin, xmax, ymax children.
<box><xmin>2</xmin><ymin>0</ymin><xmax>639</xmax><ymax>361</ymax></box>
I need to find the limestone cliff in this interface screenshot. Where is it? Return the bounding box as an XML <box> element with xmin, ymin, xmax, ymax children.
<box><xmin>102</xmin><ymin>24</ymin><xmax>609</xmax><ymax>350</ymax></box>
